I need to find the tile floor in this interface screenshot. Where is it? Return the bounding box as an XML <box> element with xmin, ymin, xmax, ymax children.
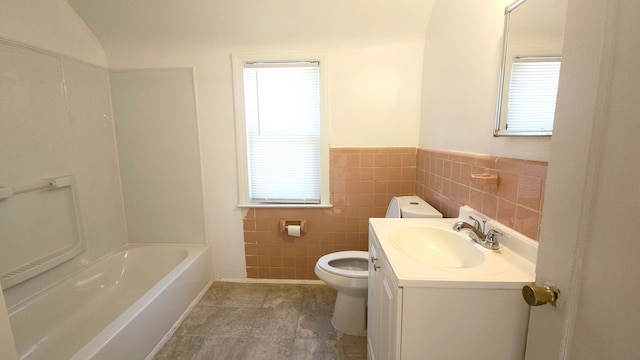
<box><xmin>153</xmin><ymin>282</ymin><xmax>368</xmax><ymax>360</ymax></box>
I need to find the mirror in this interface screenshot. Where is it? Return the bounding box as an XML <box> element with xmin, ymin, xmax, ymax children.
<box><xmin>494</xmin><ymin>0</ymin><xmax>568</xmax><ymax>136</ymax></box>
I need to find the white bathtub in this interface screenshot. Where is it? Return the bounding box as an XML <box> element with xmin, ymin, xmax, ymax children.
<box><xmin>6</xmin><ymin>244</ymin><xmax>211</xmax><ymax>360</ymax></box>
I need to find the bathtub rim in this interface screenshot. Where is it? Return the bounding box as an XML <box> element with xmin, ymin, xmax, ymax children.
<box><xmin>5</xmin><ymin>242</ymin><xmax>207</xmax><ymax>314</ymax></box>
<box><xmin>69</xmin><ymin>242</ymin><xmax>210</xmax><ymax>360</ymax></box>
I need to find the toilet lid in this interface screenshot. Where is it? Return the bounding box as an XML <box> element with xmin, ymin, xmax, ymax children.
<box><xmin>317</xmin><ymin>251</ymin><xmax>369</xmax><ymax>278</ymax></box>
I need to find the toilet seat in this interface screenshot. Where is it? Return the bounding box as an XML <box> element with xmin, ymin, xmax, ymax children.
<box><xmin>317</xmin><ymin>251</ymin><xmax>369</xmax><ymax>278</ymax></box>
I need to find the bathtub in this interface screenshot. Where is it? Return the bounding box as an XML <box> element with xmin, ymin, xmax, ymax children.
<box><xmin>6</xmin><ymin>243</ymin><xmax>211</xmax><ymax>360</ymax></box>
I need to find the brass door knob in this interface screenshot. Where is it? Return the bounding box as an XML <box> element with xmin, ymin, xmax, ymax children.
<box><xmin>522</xmin><ymin>284</ymin><xmax>560</xmax><ymax>307</ymax></box>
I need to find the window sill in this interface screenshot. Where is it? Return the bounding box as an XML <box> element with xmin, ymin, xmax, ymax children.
<box><xmin>494</xmin><ymin>130</ymin><xmax>552</xmax><ymax>137</ymax></box>
<box><xmin>237</xmin><ymin>203</ymin><xmax>333</xmax><ymax>209</ymax></box>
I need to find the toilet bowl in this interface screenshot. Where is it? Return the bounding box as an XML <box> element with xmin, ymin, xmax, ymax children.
<box><xmin>315</xmin><ymin>251</ymin><xmax>369</xmax><ymax>336</ymax></box>
<box><xmin>314</xmin><ymin>196</ymin><xmax>442</xmax><ymax>336</ymax></box>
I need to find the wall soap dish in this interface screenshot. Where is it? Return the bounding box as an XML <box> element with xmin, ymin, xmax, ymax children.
<box><xmin>471</xmin><ymin>172</ymin><xmax>498</xmax><ymax>185</ymax></box>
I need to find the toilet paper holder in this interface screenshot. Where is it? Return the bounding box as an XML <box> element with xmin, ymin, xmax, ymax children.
<box><xmin>279</xmin><ymin>219</ymin><xmax>307</xmax><ymax>235</ymax></box>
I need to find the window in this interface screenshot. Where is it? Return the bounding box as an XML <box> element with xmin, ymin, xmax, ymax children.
<box><xmin>232</xmin><ymin>53</ymin><xmax>329</xmax><ymax>207</ymax></box>
<box><xmin>504</xmin><ymin>56</ymin><xmax>561</xmax><ymax>135</ymax></box>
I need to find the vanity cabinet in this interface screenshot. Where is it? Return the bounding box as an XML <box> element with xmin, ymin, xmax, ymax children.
<box><xmin>367</xmin><ymin>220</ymin><xmax>532</xmax><ymax>360</ymax></box>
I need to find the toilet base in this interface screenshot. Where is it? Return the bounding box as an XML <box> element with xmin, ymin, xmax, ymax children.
<box><xmin>331</xmin><ymin>292</ymin><xmax>367</xmax><ymax>336</ymax></box>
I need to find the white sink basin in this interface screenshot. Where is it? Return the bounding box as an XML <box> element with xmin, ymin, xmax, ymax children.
<box><xmin>391</xmin><ymin>227</ymin><xmax>485</xmax><ymax>268</ymax></box>
<box><xmin>369</xmin><ymin>213</ymin><xmax>538</xmax><ymax>288</ymax></box>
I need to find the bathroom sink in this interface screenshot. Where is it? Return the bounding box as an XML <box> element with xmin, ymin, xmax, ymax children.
<box><xmin>390</xmin><ymin>227</ymin><xmax>485</xmax><ymax>268</ymax></box>
<box><xmin>369</xmin><ymin>207</ymin><xmax>538</xmax><ymax>287</ymax></box>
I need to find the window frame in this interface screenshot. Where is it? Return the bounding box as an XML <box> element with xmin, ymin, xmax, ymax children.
<box><xmin>231</xmin><ymin>52</ymin><xmax>331</xmax><ymax>208</ymax></box>
<box><xmin>496</xmin><ymin>55</ymin><xmax>561</xmax><ymax>136</ymax></box>
<box><xmin>504</xmin><ymin>56</ymin><xmax>561</xmax><ymax>135</ymax></box>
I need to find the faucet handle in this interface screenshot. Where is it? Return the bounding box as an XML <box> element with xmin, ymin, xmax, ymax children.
<box><xmin>483</xmin><ymin>229</ymin><xmax>502</xmax><ymax>250</ymax></box>
<box><xmin>486</xmin><ymin>229</ymin><xmax>503</xmax><ymax>242</ymax></box>
<box><xmin>468</xmin><ymin>215</ymin><xmax>486</xmax><ymax>232</ymax></box>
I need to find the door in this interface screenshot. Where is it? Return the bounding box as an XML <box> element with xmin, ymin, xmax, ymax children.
<box><xmin>525</xmin><ymin>1</ymin><xmax>640</xmax><ymax>358</ymax></box>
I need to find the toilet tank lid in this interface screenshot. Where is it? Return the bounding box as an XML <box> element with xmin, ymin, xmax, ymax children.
<box><xmin>397</xmin><ymin>196</ymin><xmax>443</xmax><ymax>218</ymax></box>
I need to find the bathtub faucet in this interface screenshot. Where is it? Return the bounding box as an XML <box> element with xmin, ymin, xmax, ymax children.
<box><xmin>452</xmin><ymin>216</ymin><xmax>502</xmax><ymax>250</ymax></box>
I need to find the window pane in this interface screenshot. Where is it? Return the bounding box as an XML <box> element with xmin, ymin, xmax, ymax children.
<box><xmin>243</xmin><ymin>63</ymin><xmax>321</xmax><ymax>203</ymax></box>
<box><xmin>248</xmin><ymin>136</ymin><xmax>320</xmax><ymax>203</ymax></box>
<box><xmin>506</xmin><ymin>59</ymin><xmax>561</xmax><ymax>133</ymax></box>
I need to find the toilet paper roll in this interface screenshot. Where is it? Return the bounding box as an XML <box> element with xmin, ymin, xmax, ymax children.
<box><xmin>287</xmin><ymin>225</ymin><xmax>301</xmax><ymax>237</ymax></box>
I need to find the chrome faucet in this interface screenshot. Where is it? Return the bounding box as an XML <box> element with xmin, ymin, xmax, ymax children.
<box><xmin>452</xmin><ymin>216</ymin><xmax>502</xmax><ymax>250</ymax></box>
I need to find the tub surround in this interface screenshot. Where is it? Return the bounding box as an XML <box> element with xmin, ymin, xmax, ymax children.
<box><xmin>0</xmin><ymin>36</ymin><xmax>209</xmax><ymax>359</ymax></box>
<box><xmin>0</xmin><ymin>40</ymin><xmax>127</xmax><ymax>291</ymax></box>
<box><xmin>1</xmin><ymin>40</ymin><xmax>127</xmax><ymax>251</ymax></box>
<box><xmin>110</xmin><ymin>69</ymin><xmax>206</xmax><ymax>245</ymax></box>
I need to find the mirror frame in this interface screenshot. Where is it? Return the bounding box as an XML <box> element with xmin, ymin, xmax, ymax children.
<box><xmin>494</xmin><ymin>0</ymin><xmax>558</xmax><ymax>137</ymax></box>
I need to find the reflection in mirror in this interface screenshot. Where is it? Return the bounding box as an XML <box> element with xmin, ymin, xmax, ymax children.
<box><xmin>494</xmin><ymin>0</ymin><xmax>568</xmax><ymax>136</ymax></box>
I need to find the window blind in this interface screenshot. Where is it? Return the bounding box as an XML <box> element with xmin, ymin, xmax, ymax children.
<box><xmin>243</xmin><ymin>62</ymin><xmax>321</xmax><ymax>204</ymax></box>
<box><xmin>506</xmin><ymin>57</ymin><xmax>561</xmax><ymax>133</ymax></box>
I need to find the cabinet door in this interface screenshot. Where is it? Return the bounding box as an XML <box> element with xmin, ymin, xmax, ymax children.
<box><xmin>367</xmin><ymin>241</ymin><xmax>380</xmax><ymax>359</ymax></box>
<box><xmin>367</xmin><ymin>235</ymin><xmax>402</xmax><ymax>360</ymax></box>
<box><xmin>378</xmin><ymin>254</ymin><xmax>401</xmax><ymax>360</ymax></box>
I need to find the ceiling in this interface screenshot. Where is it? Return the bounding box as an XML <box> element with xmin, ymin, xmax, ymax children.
<box><xmin>68</xmin><ymin>0</ymin><xmax>435</xmax><ymax>51</ymax></box>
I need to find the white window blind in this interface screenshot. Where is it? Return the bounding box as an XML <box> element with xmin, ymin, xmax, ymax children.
<box><xmin>242</xmin><ymin>62</ymin><xmax>321</xmax><ymax>204</ymax></box>
<box><xmin>506</xmin><ymin>57</ymin><xmax>561</xmax><ymax>134</ymax></box>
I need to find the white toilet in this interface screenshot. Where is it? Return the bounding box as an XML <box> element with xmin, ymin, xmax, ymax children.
<box><xmin>314</xmin><ymin>195</ymin><xmax>442</xmax><ymax>336</ymax></box>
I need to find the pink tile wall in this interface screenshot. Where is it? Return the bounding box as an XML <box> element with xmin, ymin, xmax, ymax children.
<box><xmin>244</xmin><ymin>147</ymin><xmax>546</xmax><ymax>279</ymax></box>
<box><xmin>243</xmin><ymin>147</ymin><xmax>416</xmax><ymax>279</ymax></box>
<box><xmin>415</xmin><ymin>148</ymin><xmax>547</xmax><ymax>240</ymax></box>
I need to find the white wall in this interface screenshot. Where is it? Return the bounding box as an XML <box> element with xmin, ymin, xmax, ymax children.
<box><xmin>100</xmin><ymin>43</ymin><xmax>428</xmax><ymax>148</ymax></box>
<box><xmin>0</xmin><ymin>0</ymin><xmax>106</xmax><ymax>67</ymax></box>
<box><xmin>328</xmin><ymin>42</ymin><xmax>427</xmax><ymax>146</ymax></box>
<box><xmin>419</xmin><ymin>0</ymin><xmax>552</xmax><ymax>161</ymax></box>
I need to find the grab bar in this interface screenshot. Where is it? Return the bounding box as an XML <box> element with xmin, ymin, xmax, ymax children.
<box><xmin>0</xmin><ymin>175</ymin><xmax>73</xmax><ymax>200</ymax></box>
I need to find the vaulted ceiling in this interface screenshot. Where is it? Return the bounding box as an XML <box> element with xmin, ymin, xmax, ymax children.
<box><xmin>68</xmin><ymin>0</ymin><xmax>435</xmax><ymax>51</ymax></box>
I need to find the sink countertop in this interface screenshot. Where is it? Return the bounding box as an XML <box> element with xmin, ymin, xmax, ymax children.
<box><xmin>369</xmin><ymin>217</ymin><xmax>537</xmax><ymax>289</ymax></box>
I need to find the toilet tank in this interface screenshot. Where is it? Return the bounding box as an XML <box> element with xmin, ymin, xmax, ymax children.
<box><xmin>385</xmin><ymin>196</ymin><xmax>443</xmax><ymax>218</ymax></box>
